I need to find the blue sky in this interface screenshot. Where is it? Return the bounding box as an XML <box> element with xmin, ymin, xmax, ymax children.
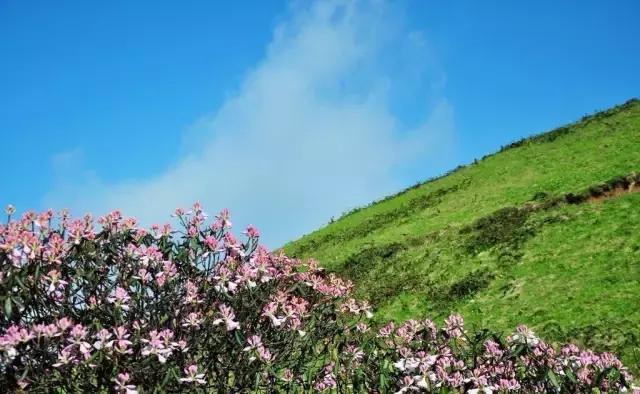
<box><xmin>1</xmin><ymin>0</ymin><xmax>639</xmax><ymax>246</ymax></box>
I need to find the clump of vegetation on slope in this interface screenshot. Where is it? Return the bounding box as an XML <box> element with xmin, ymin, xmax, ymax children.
<box><xmin>1</xmin><ymin>205</ymin><xmax>637</xmax><ymax>392</ymax></box>
<box><xmin>284</xmin><ymin>99</ymin><xmax>640</xmax><ymax>373</ymax></box>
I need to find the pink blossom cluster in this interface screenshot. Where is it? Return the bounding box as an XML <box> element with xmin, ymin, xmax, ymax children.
<box><xmin>0</xmin><ymin>204</ymin><xmax>637</xmax><ymax>392</ymax></box>
<box><xmin>382</xmin><ymin>318</ymin><xmax>637</xmax><ymax>393</ymax></box>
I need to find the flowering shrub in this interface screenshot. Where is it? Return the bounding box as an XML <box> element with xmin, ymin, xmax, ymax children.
<box><xmin>0</xmin><ymin>203</ymin><xmax>637</xmax><ymax>393</ymax></box>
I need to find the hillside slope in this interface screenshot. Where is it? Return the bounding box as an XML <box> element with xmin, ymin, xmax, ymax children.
<box><xmin>284</xmin><ymin>99</ymin><xmax>640</xmax><ymax>370</ymax></box>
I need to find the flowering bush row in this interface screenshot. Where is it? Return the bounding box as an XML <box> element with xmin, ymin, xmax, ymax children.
<box><xmin>0</xmin><ymin>204</ymin><xmax>637</xmax><ymax>393</ymax></box>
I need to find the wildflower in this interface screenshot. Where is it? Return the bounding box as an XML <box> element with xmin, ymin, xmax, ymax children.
<box><xmin>113</xmin><ymin>372</ymin><xmax>138</xmax><ymax>394</ymax></box>
<box><xmin>395</xmin><ymin>375</ymin><xmax>430</xmax><ymax>393</ymax></box>
<box><xmin>216</xmin><ymin>208</ymin><xmax>232</xmax><ymax>229</ymax></box>
<box><xmin>181</xmin><ymin>312</ymin><xmax>203</xmax><ymax>328</ymax></box>
<box><xmin>179</xmin><ymin>364</ymin><xmax>206</xmax><ymax>385</ymax></box>
<box><xmin>261</xmin><ymin>302</ymin><xmax>286</xmax><ymax>327</ymax></box>
<box><xmin>243</xmin><ymin>335</ymin><xmax>263</xmax><ymax>352</ymax></box>
<box><xmin>345</xmin><ymin>345</ymin><xmax>364</xmax><ymax>363</ymax></box>
<box><xmin>395</xmin><ymin>357</ymin><xmax>421</xmax><ymax>372</ymax></box>
<box><xmin>52</xmin><ymin>346</ymin><xmax>76</xmax><ymax>367</ymax></box>
<box><xmin>497</xmin><ymin>378</ymin><xmax>520</xmax><ymax>391</ymax></box>
<box><xmin>107</xmin><ymin>287</ymin><xmax>131</xmax><ymax>311</ymax></box>
<box><xmin>43</xmin><ymin>270</ymin><xmax>68</xmax><ymax>294</ymax></box>
<box><xmin>378</xmin><ymin>322</ymin><xmax>395</xmax><ymax>338</ymax></box>
<box><xmin>484</xmin><ymin>340</ymin><xmax>504</xmax><ymax>358</ymax></box>
<box><xmin>140</xmin><ymin>330</ymin><xmax>172</xmax><ymax>363</ymax></box>
<box><xmin>314</xmin><ymin>364</ymin><xmax>337</xmax><ymax>391</ymax></box>
<box><xmin>508</xmin><ymin>325</ymin><xmax>540</xmax><ymax>346</ymax></box>
<box><xmin>93</xmin><ymin>329</ymin><xmax>113</xmax><ymax>350</ymax></box>
<box><xmin>468</xmin><ymin>387</ymin><xmax>493</xmax><ymax>394</ymax></box>
<box><xmin>204</xmin><ymin>235</ymin><xmax>218</xmax><ymax>250</ymax></box>
<box><xmin>212</xmin><ymin>304</ymin><xmax>240</xmax><ymax>331</ymax></box>
<box><xmin>183</xmin><ymin>281</ymin><xmax>202</xmax><ymax>304</ymax></box>
<box><xmin>444</xmin><ymin>314</ymin><xmax>465</xmax><ymax>338</ymax></box>
<box><xmin>32</xmin><ymin>323</ymin><xmax>59</xmax><ymax>338</ymax></box>
<box><xmin>112</xmin><ymin>326</ymin><xmax>133</xmax><ymax>354</ymax></box>
<box><xmin>257</xmin><ymin>346</ymin><xmax>273</xmax><ymax>363</ymax></box>
<box><xmin>244</xmin><ymin>225</ymin><xmax>260</xmax><ymax>238</ymax></box>
<box><xmin>56</xmin><ymin>317</ymin><xmax>74</xmax><ymax>331</ymax></box>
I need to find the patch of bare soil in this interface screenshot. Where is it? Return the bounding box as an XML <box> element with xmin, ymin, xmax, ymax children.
<box><xmin>586</xmin><ymin>181</ymin><xmax>640</xmax><ymax>203</ymax></box>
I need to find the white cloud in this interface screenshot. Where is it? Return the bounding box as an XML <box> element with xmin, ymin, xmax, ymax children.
<box><xmin>44</xmin><ymin>0</ymin><xmax>454</xmax><ymax>247</ymax></box>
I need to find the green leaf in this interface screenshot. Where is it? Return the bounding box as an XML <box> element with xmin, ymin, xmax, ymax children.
<box><xmin>234</xmin><ymin>329</ymin><xmax>244</xmax><ymax>345</ymax></box>
<box><xmin>161</xmin><ymin>366</ymin><xmax>177</xmax><ymax>386</ymax></box>
<box><xmin>15</xmin><ymin>276</ymin><xmax>26</xmax><ymax>290</ymax></box>
<box><xmin>566</xmin><ymin>367</ymin><xmax>577</xmax><ymax>384</ymax></box>
<box><xmin>547</xmin><ymin>370</ymin><xmax>560</xmax><ymax>388</ymax></box>
<box><xmin>4</xmin><ymin>297</ymin><xmax>12</xmax><ymax>318</ymax></box>
<box><xmin>513</xmin><ymin>343</ymin><xmax>526</xmax><ymax>356</ymax></box>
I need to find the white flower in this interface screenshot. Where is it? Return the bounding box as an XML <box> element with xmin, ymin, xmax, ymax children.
<box><xmin>394</xmin><ymin>357</ymin><xmax>420</xmax><ymax>372</ymax></box>
<box><xmin>468</xmin><ymin>388</ymin><xmax>493</xmax><ymax>394</ymax></box>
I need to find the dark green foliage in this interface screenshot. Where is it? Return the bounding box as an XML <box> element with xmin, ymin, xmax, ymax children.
<box><xmin>339</xmin><ymin>242</ymin><xmax>405</xmax><ymax>280</ymax></box>
<box><xmin>463</xmin><ymin>207</ymin><xmax>534</xmax><ymax>254</ymax></box>
<box><xmin>532</xmin><ymin>191</ymin><xmax>550</xmax><ymax>201</ymax></box>
<box><xmin>446</xmin><ymin>270</ymin><xmax>494</xmax><ymax>301</ymax></box>
<box><xmin>565</xmin><ymin>192</ymin><xmax>587</xmax><ymax>204</ymax></box>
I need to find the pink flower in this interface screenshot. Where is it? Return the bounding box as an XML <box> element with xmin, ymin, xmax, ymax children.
<box><xmin>244</xmin><ymin>225</ymin><xmax>260</xmax><ymax>238</ymax></box>
<box><xmin>261</xmin><ymin>302</ymin><xmax>286</xmax><ymax>327</ymax></box>
<box><xmin>212</xmin><ymin>304</ymin><xmax>240</xmax><ymax>331</ymax></box>
<box><xmin>155</xmin><ymin>271</ymin><xmax>167</xmax><ymax>287</ymax></box>
<box><xmin>113</xmin><ymin>372</ymin><xmax>138</xmax><ymax>394</ymax></box>
<box><xmin>395</xmin><ymin>375</ymin><xmax>430</xmax><ymax>393</ymax></box>
<box><xmin>112</xmin><ymin>326</ymin><xmax>133</xmax><ymax>354</ymax></box>
<box><xmin>140</xmin><ymin>330</ymin><xmax>172</xmax><ymax>364</ymax></box>
<box><xmin>32</xmin><ymin>323</ymin><xmax>59</xmax><ymax>338</ymax></box>
<box><xmin>508</xmin><ymin>325</ymin><xmax>540</xmax><ymax>346</ymax></box>
<box><xmin>257</xmin><ymin>346</ymin><xmax>273</xmax><ymax>363</ymax></box>
<box><xmin>93</xmin><ymin>328</ymin><xmax>113</xmax><ymax>350</ymax></box>
<box><xmin>183</xmin><ymin>281</ymin><xmax>202</xmax><ymax>304</ymax></box>
<box><xmin>107</xmin><ymin>287</ymin><xmax>131</xmax><ymax>311</ymax></box>
<box><xmin>43</xmin><ymin>269</ymin><xmax>68</xmax><ymax>294</ymax></box>
<box><xmin>243</xmin><ymin>335</ymin><xmax>263</xmax><ymax>352</ymax></box>
<box><xmin>444</xmin><ymin>314</ymin><xmax>465</xmax><ymax>338</ymax></box>
<box><xmin>69</xmin><ymin>324</ymin><xmax>87</xmax><ymax>341</ymax></box>
<box><xmin>484</xmin><ymin>340</ymin><xmax>504</xmax><ymax>358</ymax></box>
<box><xmin>16</xmin><ymin>378</ymin><xmax>29</xmax><ymax>390</ymax></box>
<box><xmin>181</xmin><ymin>312</ymin><xmax>203</xmax><ymax>328</ymax></box>
<box><xmin>215</xmin><ymin>208</ymin><xmax>232</xmax><ymax>229</ymax></box>
<box><xmin>52</xmin><ymin>346</ymin><xmax>76</xmax><ymax>368</ymax></box>
<box><xmin>204</xmin><ymin>235</ymin><xmax>218</xmax><ymax>250</ymax></box>
<box><xmin>56</xmin><ymin>317</ymin><xmax>73</xmax><ymax>331</ymax></box>
<box><xmin>179</xmin><ymin>364</ymin><xmax>206</xmax><ymax>385</ymax></box>
<box><xmin>314</xmin><ymin>363</ymin><xmax>337</xmax><ymax>391</ymax></box>
<box><xmin>378</xmin><ymin>322</ymin><xmax>395</xmax><ymax>338</ymax></box>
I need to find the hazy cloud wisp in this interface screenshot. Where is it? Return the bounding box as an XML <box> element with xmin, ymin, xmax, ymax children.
<box><xmin>45</xmin><ymin>0</ymin><xmax>454</xmax><ymax>247</ymax></box>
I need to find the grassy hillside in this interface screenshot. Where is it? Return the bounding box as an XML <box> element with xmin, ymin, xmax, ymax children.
<box><xmin>284</xmin><ymin>99</ymin><xmax>640</xmax><ymax>370</ymax></box>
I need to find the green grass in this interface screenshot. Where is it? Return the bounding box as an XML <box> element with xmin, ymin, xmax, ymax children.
<box><xmin>284</xmin><ymin>99</ymin><xmax>640</xmax><ymax>371</ymax></box>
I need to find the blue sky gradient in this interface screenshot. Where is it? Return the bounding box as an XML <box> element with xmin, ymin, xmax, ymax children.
<box><xmin>1</xmin><ymin>0</ymin><xmax>639</xmax><ymax>246</ymax></box>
